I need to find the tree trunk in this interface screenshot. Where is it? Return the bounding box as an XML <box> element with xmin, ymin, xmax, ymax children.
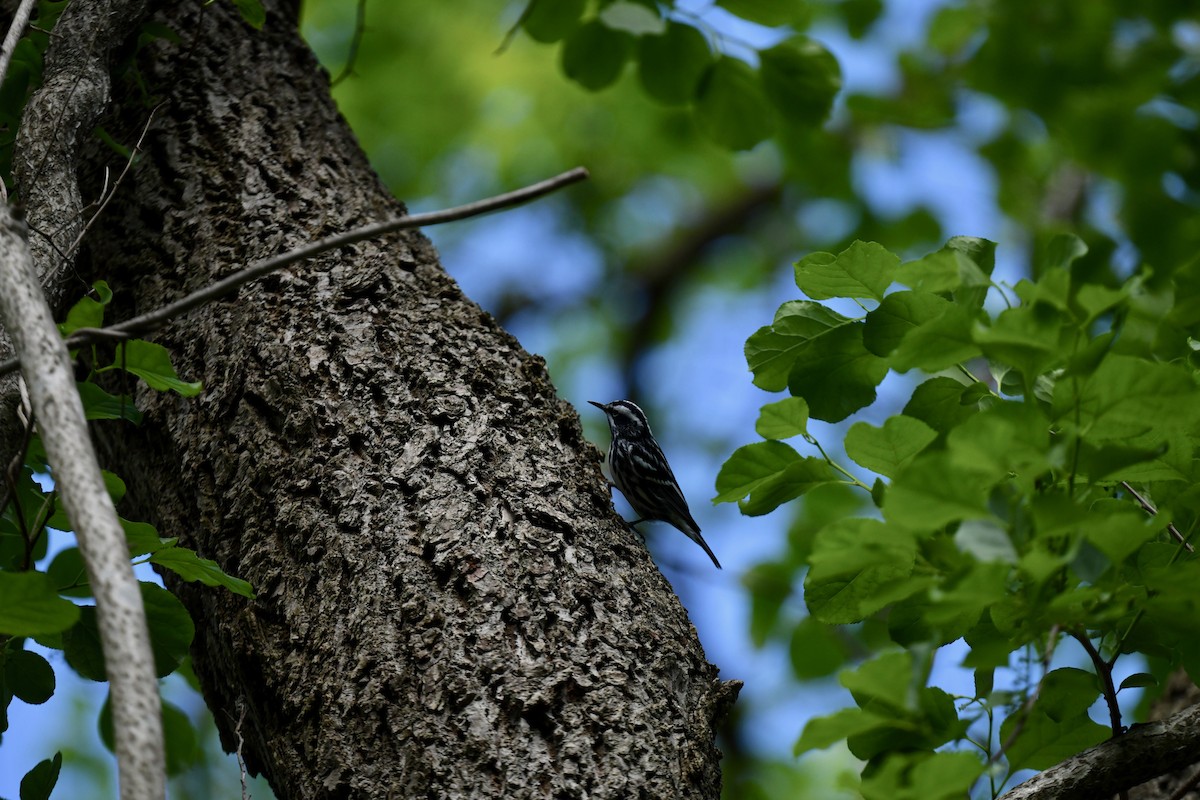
<box><xmin>63</xmin><ymin>1</ymin><xmax>735</xmax><ymax>797</ymax></box>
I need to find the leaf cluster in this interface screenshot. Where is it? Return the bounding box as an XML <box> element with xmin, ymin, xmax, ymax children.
<box><xmin>519</xmin><ymin>0</ymin><xmax>840</xmax><ymax>150</ymax></box>
<box><xmin>719</xmin><ymin>236</ymin><xmax>1200</xmax><ymax>795</ymax></box>
<box><xmin>1</xmin><ymin>283</ymin><xmax>253</xmax><ymax>795</ymax></box>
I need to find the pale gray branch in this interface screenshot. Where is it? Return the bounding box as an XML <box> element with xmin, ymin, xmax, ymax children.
<box><xmin>0</xmin><ymin>210</ymin><xmax>164</xmax><ymax>799</ymax></box>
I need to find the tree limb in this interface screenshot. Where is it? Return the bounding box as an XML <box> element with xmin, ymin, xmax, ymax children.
<box><xmin>0</xmin><ymin>167</ymin><xmax>589</xmax><ymax>377</ymax></box>
<box><xmin>999</xmin><ymin>704</ymin><xmax>1200</xmax><ymax>800</ymax></box>
<box><xmin>12</xmin><ymin>0</ymin><xmax>150</xmax><ymax>312</ymax></box>
<box><xmin>0</xmin><ymin>210</ymin><xmax>164</xmax><ymax>799</ymax></box>
<box><xmin>0</xmin><ymin>0</ymin><xmax>36</xmax><ymax>93</ymax></box>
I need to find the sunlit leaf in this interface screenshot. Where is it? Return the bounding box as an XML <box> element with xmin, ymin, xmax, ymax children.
<box><xmin>151</xmin><ymin>547</ymin><xmax>256</xmax><ymax>598</ymax></box>
<box><xmin>844</xmin><ymin>415</ymin><xmax>936</xmax><ymax>478</ymax></box>
<box><xmin>755</xmin><ymin>397</ymin><xmax>810</xmax><ymax>440</ymax></box>
<box><xmin>787</xmin><ymin>323</ymin><xmax>888</xmax><ymax>422</ymax></box>
<box><xmin>794</xmin><ymin>240</ymin><xmax>895</xmax><ymax>302</ymax></box>
<box><xmin>805</xmin><ymin>519</ymin><xmax>919</xmax><ymax>623</ymax></box>
<box><xmin>0</xmin><ymin>572</ymin><xmax>80</xmax><ymax>637</ymax></box>
<box><xmin>111</xmin><ymin>340</ymin><xmax>203</xmax><ymax>396</ymax></box>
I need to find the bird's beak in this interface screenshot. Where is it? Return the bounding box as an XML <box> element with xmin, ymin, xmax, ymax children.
<box><xmin>587</xmin><ymin>400</ymin><xmax>606</xmax><ymax>410</ymax></box>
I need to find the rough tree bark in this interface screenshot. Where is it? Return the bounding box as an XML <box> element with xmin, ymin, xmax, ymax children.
<box><xmin>42</xmin><ymin>1</ymin><xmax>737</xmax><ymax>797</ymax></box>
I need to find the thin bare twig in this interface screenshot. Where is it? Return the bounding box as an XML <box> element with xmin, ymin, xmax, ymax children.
<box><xmin>0</xmin><ymin>166</ymin><xmax>590</xmax><ymax>377</ymax></box>
<box><xmin>0</xmin><ymin>0</ymin><xmax>39</xmax><ymax>89</ymax></box>
<box><xmin>67</xmin><ymin>106</ymin><xmax>160</xmax><ymax>257</ymax></box>
<box><xmin>1167</xmin><ymin>765</ymin><xmax>1200</xmax><ymax>800</ymax></box>
<box><xmin>1122</xmin><ymin>480</ymin><xmax>1194</xmax><ymax>553</ymax></box>
<box><xmin>991</xmin><ymin>625</ymin><xmax>1062</xmax><ymax>766</ymax></box>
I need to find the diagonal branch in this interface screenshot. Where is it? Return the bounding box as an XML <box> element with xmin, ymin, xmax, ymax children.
<box><xmin>1122</xmin><ymin>481</ymin><xmax>1194</xmax><ymax>553</ymax></box>
<box><xmin>0</xmin><ymin>167</ymin><xmax>590</xmax><ymax>377</ymax></box>
<box><xmin>998</xmin><ymin>703</ymin><xmax>1200</xmax><ymax>800</ymax></box>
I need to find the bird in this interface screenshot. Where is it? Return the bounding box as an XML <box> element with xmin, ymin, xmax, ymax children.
<box><xmin>588</xmin><ymin>399</ymin><xmax>722</xmax><ymax>569</ymax></box>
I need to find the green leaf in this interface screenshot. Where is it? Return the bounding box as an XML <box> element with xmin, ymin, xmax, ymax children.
<box><xmin>888</xmin><ymin>568</ymin><xmax>995</xmax><ymax>648</ymax></box>
<box><xmin>788</xmin><ymin>323</ymin><xmax>889</xmax><ymax>423</ymax></box>
<box><xmin>895</xmin><ymin>238</ymin><xmax>993</xmax><ymax>301</ymax></box>
<box><xmin>841</xmin><ymin>649</ymin><xmax>912</xmax><ymax>709</ymax></box>
<box><xmin>973</xmin><ymin>305</ymin><xmax>1067</xmax><ymax>391</ymax></box>
<box><xmin>794</xmin><ymin>240</ymin><xmax>896</xmax><ymax>302</ymax></box>
<box><xmin>1000</xmin><ymin>709</ymin><xmax>1109</xmax><ymax>772</ymax></box>
<box><xmin>888</xmin><ymin>304</ymin><xmax>980</xmax><ymax>373</ymax></box>
<box><xmin>860</xmin><ymin>751</ymin><xmax>984</xmax><ymax>800</ymax></box>
<box><xmin>795</xmin><ymin>707</ymin><xmax>892</xmax><ymax>755</ymax></box>
<box><xmin>745</xmin><ymin>301</ymin><xmax>853</xmax><ymax>392</ymax></box>
<box><xmin>903</xmin><ymin>376</ymin><xmax>980</xmax><ymax>434</ymax></box>
<box><xmin>111</xmin><ymin>340</ymin><xmax>203</xmax><ymax>396</ymax></box>
<box><xmin>716</xmin><ymin>0</ymin><xmax>802</xmax><ymax>26</ymax></box>
<box><xmin>122</xmin><ymin>518</ymin><xmax>176</xmax><ymax>558</ymax></box>
<box><xmin>755</xmin><ymin>397</ymin><xmax>809</xmax><ymax>440</ymax></box>
<box><xmin>636</xmin><ymin>22</ymin><xmax>711</xmax><ymax>105</ymax></box>
<box><xmin>598</xmin><ymin>1</ymin><xmax>664</xmax><ymax>35</ymax></box>
<box><xmin>77</xmin><ymin>381</ymin><xmax>143</xmax><ymax>423</ymax></box>
<box><xmin>862</xmin><ymin>290</ymin><xmax>951</xmax><ymax>357</ymax></box>
<box><xmin>759</xmin><ymin>37</ymin><xmax>841</xmax><ymax>127</ymax></box>
<box><xmin>844</xmin><ymin>415</ymin><xmax>936</xmax><ymax>478</ymax></box>
<box><xmin>714</xmin><ymin>442</ymin><xmax>838</xmax><ymax>515</ymax></box>
<box><xmin>1014</xmin><ymin>267</ymin><xmax>1070</xmax><ymax>312</ymax></box>
<box><xmin>64</xmin><ymin>582</ymin><xmax>195</xmax><ymax>681</ymax></box>
<box><xmin>744</xmin><ymin>562</ymin><xmax>793</xmax><ymax>647</ymax></box>
<box><xmin>945</xmin><ymin>402</ymin><xmax>1051</xmax><ymax>486</ymax></box>
<box><xmin>521</xmin><ymin>0</ymin><xmax>585</xmax><ymax>43</ymax></box>
<box><xmin>141</xmin><ymin>582</ymin><xmax>196</xmax><ymax>676</ymax></box>
<box><xmin>1040</xmin><ymin>232</ymin><xmax>1089</xmax><ymax>271</ymax></box>
<box><xmin>804</xmin><ymin>519</ymin><xmax>918</xmax><ymax>623</ymax></box>
<box><xmin>0</xmin><ymin>572</ymin><xmax>81</xmax><ymax>637</ymax></box>
<box><xmin>61</xmin><ymin>608</ymin><xmax>106</xmax><ymax>681</ymax></box>
<box><xmin>1053</xmin><ymin>355</ymin><xmax>1200</xmax><ymax>443</ymax></box>
<box><xmin>100</xmin><ymin>696</ymin><xmax>199</xmax><ymax>775</ymax></box>
<box><xmin>953</xmin><ymin>520</ymin><xmax>1017</xmax><ymax>564</ymax></box>
<box><xmin>19</xmin><ymin>752</ymin><xmax>62</xmax><ymax>800</ymax></box>
<box><xmin>789</xmin><ymin>616</ymin><xmax>847</xmax><ymax>679</ymax></box>
<box><xmin>1082</xmin><ymin>512</ymin><xmax>1158</xmax><ymax>565</ymax></box>
<box><xmin>695</xmin><ymin>56</ymin><xmax>775</xmax><ymax>150</ymax></box>
<box><xmin>884</xmin><ymin>452</ymin><xmax>992</xmax><ymax>530</ymax></box>
<box><xmin>561</xmin><ymin>21</ymin><xmax>632</xmax><ymax>91</ymax></box>
<box><xmin>59</xmin><ymin>281</ymin><xmax>112</xmax><ymax>335</ymax></box>
<box><xmin>5</xmin><ymin>649</ymin><xmax>55</xmax><ymax>704</ymax></box>
<box><xmin>928</xmin><ymin>4</ymin><xmax>985</xmax><ymax>54</ymax></box>
<box><xmin>47</xmin><ymin>547</ymin><xmax>91</xmax><ymax>598</ymax></box>
<box><xmin>1118</xmin><ymin>672</ymin><xmax>1157</xmax><ymax>691</ymax></box>
<box><xmin>229</xmin><ymin>0</ymin><xmax>265</xmax><ymax>29</ymax></box>
<box><xmin>151</xmin><ymin>547</ymin><xmax>256</xmax><ymax>599</ymax></box>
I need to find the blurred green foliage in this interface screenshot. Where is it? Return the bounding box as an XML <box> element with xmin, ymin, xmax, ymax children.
<box><xmin>2</xmin><ymin>0</ymin><xmax>1196</xmax><ymax>795</ymax></box>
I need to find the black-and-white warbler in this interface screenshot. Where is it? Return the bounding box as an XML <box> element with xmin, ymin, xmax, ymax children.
<box><xmin>589</xmin><ymin>399</ymin><xmax>722</xmax><ymax>569</ymax></box>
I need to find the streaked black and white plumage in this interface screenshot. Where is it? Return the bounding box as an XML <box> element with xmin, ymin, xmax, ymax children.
<box><xmin>589</xmin><ymin>399</ymin><xmax>722</xmax><ymax>569</ymax></box>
